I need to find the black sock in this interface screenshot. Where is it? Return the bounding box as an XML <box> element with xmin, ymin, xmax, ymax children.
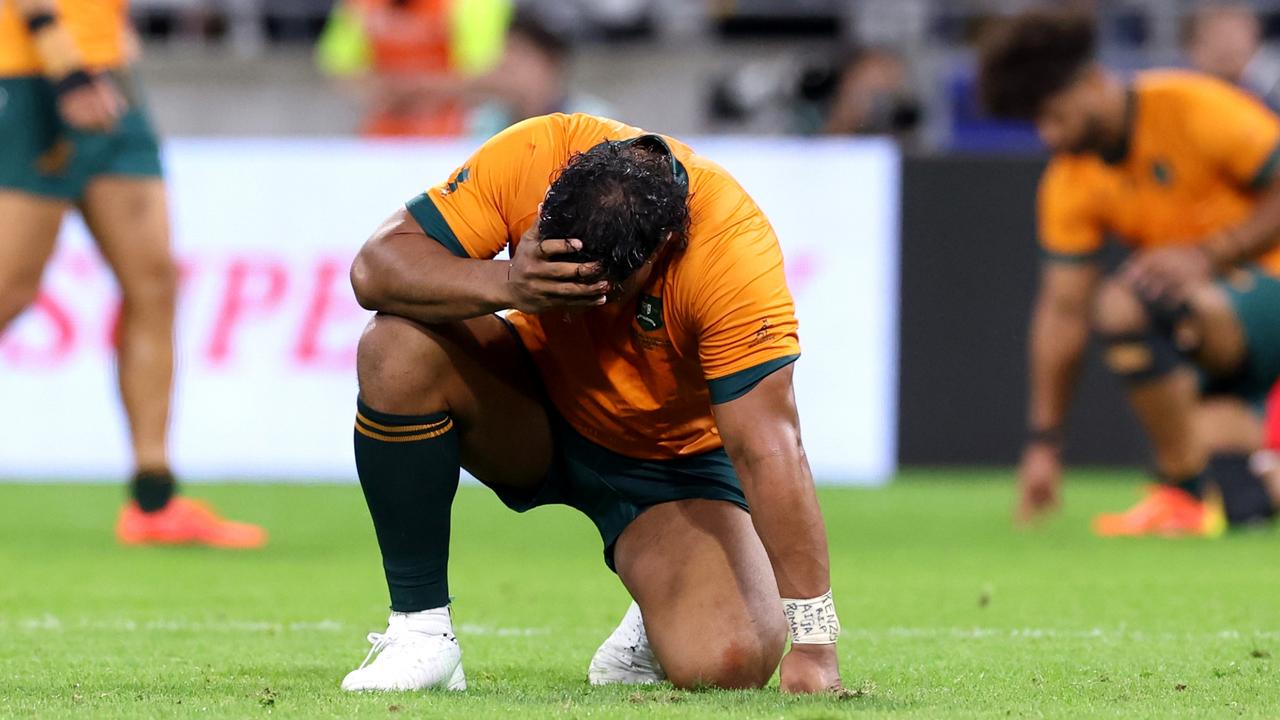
<box><xmin>354</xmin><ymin>398</ymin><xmax>460</xmax><ymax>612</ymax></box>
<box><xmin>130</xmin><ymin>469</ymin><xmax>176</xmax><ymax>513</ymax></box>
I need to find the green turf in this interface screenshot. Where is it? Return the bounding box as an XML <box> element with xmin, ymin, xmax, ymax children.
<box><xmin>0</xmin><ymin>470</ymin><xmax>1277</xmax><ymax>719</ymax></box>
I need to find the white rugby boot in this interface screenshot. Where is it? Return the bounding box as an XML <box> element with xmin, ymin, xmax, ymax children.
<box><xmin>588</xmin><ymin>601</ymin><xmax>665</xmax><ymax>685</ymax></box>
<box><xmin>341</xmin><ymin>609</ymin><xmax>466</xmax><ymax>692</ymax></box>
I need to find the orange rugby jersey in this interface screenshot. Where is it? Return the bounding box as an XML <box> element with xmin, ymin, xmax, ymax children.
<box><xmin>1039</xmin><ymin>70</ymin><xmax>1280</xmax><ymax>275</ymax></box>
<box><xmin>0</xmin><ymin>0</ymin><xmax>130</xmax><ymax>76</ymax></box>
<box><xmin>405</xmin><ymin>113</ymin><xmax>801</xmax><ymax>459</ymax></box>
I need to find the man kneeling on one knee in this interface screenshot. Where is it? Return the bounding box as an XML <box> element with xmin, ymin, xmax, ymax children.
<box><xmin>338</xmin><ymin>113</ymin><xmax>844</xmax><ymax>693</ymax></box>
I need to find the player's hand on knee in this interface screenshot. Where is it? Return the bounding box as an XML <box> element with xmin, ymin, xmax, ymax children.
<box><xmin>1016</xmin><ymin>442</ymin><xmax>1062</xmax><ymax>524</ymax></box>
<box><xmin>506</xmin><ymin>226</ymin><xmax>610</xmax><ymax>313</ymax></box>
<box><xmin>1121</xmin><ymin>247</ymin><xmax>1212</xmax><ymax>304</ymax></box>
<box><xmin>57</xmin><ymin>74</ymin><xmax>125</xmax><ymax>132</ymax></box>
<box><xmin>779</xmin><ymin>643</ymin><xmax>843</xmax><ymax>694</ymax></box>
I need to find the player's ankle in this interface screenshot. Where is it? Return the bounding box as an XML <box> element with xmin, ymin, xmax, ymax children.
<box><xmin>130</xmin><ymin>468</ymin><xmax>177</xmax><ymax>512</ymax></box>
<box><xmin>390</xmin><ymin>606</ymin><xmax>453</xmax><ymax>636</ymax></box>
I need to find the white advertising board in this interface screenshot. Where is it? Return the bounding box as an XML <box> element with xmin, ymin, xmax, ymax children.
<box><xmin>0</xmin><ymin>138</ymin><xmax>898</xmax><ymax>484</ymax></box>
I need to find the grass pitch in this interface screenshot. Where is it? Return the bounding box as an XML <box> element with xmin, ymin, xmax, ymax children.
<box><xmin>0</xmin><ymin>470</ymin><xmax>1277</xmax><ymax>719</ymax></box>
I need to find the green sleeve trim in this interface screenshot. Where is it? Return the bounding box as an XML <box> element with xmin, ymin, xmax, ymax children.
<box><xmin>707</xmin><ymin>354</ymin><xmax>800</xmax><ymax>405</ymax></box>
<box><xmin>1039</xmin><ymin>247</ymin><xmax>1102</xmax><ymax>265</ymax></box>
<box><xmin>406</xmin><ymin>193</ymin><xmax>470</xmax><ymax>258</ymax></box>
<box><xmin>1248</xmin><ymin>141</ymin><xmax>1280</xmax><ymax>190</ymax></box>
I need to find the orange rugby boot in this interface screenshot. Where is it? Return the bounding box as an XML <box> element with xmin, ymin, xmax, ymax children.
<box><xmin>116</xmin><ymin>497</ymin><xmax>267</xmax><ymax>549</ymax></box>
<box><xmin>1092</xmin><ymin>484</ymin><xmax>1225</xmax><ymax>538</ymax></box>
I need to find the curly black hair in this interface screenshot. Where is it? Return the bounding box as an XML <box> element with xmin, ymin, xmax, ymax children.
<box><xmin>978</xmin><ymin>9</ymin><xmax>1097</xmax><ymax>120</ymax></box>
<box><xmin>538</xmin><ymin>138</ymin><xmax>690</xmax><ymax>285</ymax></box>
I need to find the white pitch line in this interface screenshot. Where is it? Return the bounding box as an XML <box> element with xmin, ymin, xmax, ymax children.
<box><xmin>842</xmin><ymin>626</ymin><xmax>1280</xmax><ymax>642</ymax></box>
<box><xmin>456</xmin><ymin>623</ymin><xmax>550</xmax><ymax>637</ymax></box>
<box><xmin>0</xmin><ymin>615</ymin><xmax>549</xmax><ymax>637</ymax></box>
<box><xmin>1</xmin><ymin>618</ymin><xmax>1274</xmax><ymax>642</ymax></box>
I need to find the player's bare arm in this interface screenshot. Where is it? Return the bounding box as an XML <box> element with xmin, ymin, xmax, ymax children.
<box><xmin>1124</xmin><ymin>180</ymin><xmax>1280</xmax><ymax>301</ymax></box>
<box><xmin>1018</xmin><ymin>261</ymin><xmax>1099</xmax><ymax>523</ymax></box>
<box><xmin>712</xmin><ymin>364</ymin><xmax>842</xmax><ymax>693</ymax></box>
<box><xmin>351</xmin><ymin>208</ymin><xmax>608</xmax><ymax>323</ymax></box>
<box><xmin>14</xmin><ymin>0</ymin><xmax>123</xmax><ymax>131</ymax></box>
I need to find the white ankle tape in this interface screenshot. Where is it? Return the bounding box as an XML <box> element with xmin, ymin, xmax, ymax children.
<box><xmin>781</xmin><ymin>589</ymin><xmax>840</xmax><ymax>645</ymax></box>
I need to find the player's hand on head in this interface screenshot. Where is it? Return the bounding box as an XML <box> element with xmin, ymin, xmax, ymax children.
<box><xmin>779</xmin><ymin>643</ymin><xmax>844</xmax><ymax>694</ymax></box>
<box><xmin>57</xmin><ymin>74</ymin><xmax>125</xmax><ymax>132</ymax></box>
<box><xmin>1121</xmin><ymin>246</ymin><xmax>1212</xmax><ymax>304</ymax></box>
<box><xmin>506</xmin><ymin>225</ymin><xmax>609</xmax><ymax>314</ymax></box>
<box><xmin>1015</xmin><ymin>442</ymin><xmax>1062</xmax><ymax>525</ymax></box>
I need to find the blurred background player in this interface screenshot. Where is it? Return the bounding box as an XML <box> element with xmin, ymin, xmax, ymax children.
<box><xmin>458</xmin><ymin>9</ymin><xmax>613</xmax><ymax>139</ymax></box>
<box><xmin>0</xmin><ymin>0</ymin><xmax>265</xmax><ymax>548</ymax></box>
<box><xmin>979</xmin><ymin>9</ymin><xmax>1280</xmax><ymax>536</ymax></box>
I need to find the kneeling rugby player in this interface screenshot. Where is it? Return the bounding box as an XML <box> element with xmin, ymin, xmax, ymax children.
<box><xmin>341</xmin><ymin>113</ymin><xmax>844</xmax><ymax>692</ymax></box>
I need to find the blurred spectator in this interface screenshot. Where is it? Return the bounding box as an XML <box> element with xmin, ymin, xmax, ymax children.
<box><xmin>315</xmin><ymin>0</ymin><xmax>511</xmax><ymax>137</ymax></box>
<box><xmin>1183</xmin><ymin>2</ymin><xmax>1280</xmax><ymax>111</ymax></box>
<box><xmin>330</xmin><ymin>7</ymin><xmax>610</xmax><ymax>139</ymax></box>
<box><xmin>708</xmin><ymin>47</ymin><xmax>921</xmax><ymax>141</ymax></box>
<box><xmin>822</xmin><ymin>47</ymin><xmax>921</xmax><ymax>141</ymax></box>
<box><xmin>465</xmin><ymin>9</ymin><xmax>612</xmax><ymax>138</ymax></box>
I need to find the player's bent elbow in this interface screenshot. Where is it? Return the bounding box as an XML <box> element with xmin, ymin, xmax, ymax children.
<box><xmin>349</xmin><ymin>252</ymin><xmax>386</xmax><ymax>311</ymax></box>
<box><xmin>725</xmin><ymin>428</ymin><xmax>806</xmax><ymax>471</ymax></box>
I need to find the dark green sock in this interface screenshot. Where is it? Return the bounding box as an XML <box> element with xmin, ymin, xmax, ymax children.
<box><xmin>354</xmin><ymin>398</ymin><xmax>460</xmax><ymax>612</ymax></box>
<box><xmin>130</xmin><ymin>469</ymin><xmax>176</xmax><ymax>513</ymax></box>
<box><xmin>1169</xmin><ymin>472</ymin><xmax>1206</xmax><ymax>499</ymax></box>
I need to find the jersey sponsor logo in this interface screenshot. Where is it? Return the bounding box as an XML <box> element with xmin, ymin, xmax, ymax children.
<box><xmin>636</xmin><ymin>294</ymin><xmax>663</xmax><ymax>332</ymax></box>
<box><xmin>633</xmin><ymin>294</ymin><xmax>672</xmax><ymax>350</ymax></box>
<box><xmin>441</xmin><ymin>166</ymin><xmax>470</xmax><ymax>196</ymax></box>
<box><xmin>1151</xmin><ymin>158</ymin><xmax>1173</xmax><ymax>186</ymax></box>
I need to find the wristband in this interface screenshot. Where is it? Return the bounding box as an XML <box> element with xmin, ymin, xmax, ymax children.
<box><xmin>781</xmin><ymin>589</ymin><xmax>840</xmax><ymax>645</ymax></box>
<box><xmin>52</xmin><ymin>69</ymin><xmax>94</xmax><ymax>98</ymax></box>
<box><xmin>25</xmin><ymin>12</ymin><xmax>56</xmax><ymax>33</ymax></box>
<box><xmin>1027</xmin><ymin>426</ymin><xmax>1063</xmax><ymax>449</ymax></box>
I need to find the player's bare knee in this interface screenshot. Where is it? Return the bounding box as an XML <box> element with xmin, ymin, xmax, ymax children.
<box><xmin>120</xmin><ymin>257</ymin><xmax>179</xmax><ymax>311</ymax></box>
<box><xmin>356</xmin><ymin>314</ymin><xmax>455</xmax><ymax>412</ymax></box>
<box><xmin>665</xmin><ymin>631</ymin><xmax>782</xmax><ymax>690</ymax></box>
<box><xmin>1092</xmin><ymin>278</ymin><xmax>1148</xmax><ymax>336</ymax></box>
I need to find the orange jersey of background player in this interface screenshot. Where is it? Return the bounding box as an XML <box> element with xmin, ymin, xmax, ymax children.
<box><xmin>405</xmin><ymin>113</ymin><xmax>800</xmax><ymax>460</ymax></box>
<box><xmin>0</xmin><ymin>0</ymin><xmax>130</xmax><ymax>76</ymax></box>
<box><xmin>1038</xmin><ymin>70</ymin><xmax>1280</xmax><ymax>274</ymax></box>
